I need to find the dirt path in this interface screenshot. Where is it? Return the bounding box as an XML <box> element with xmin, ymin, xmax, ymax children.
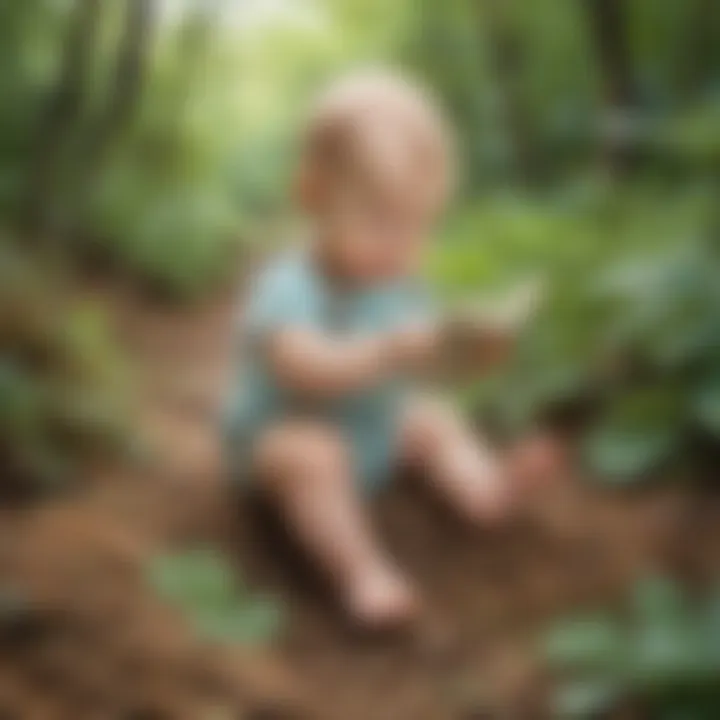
<box><xmin>2</xmin><ymin>291</ymin><xmax>720</xmax><ymax>719</ymax></box>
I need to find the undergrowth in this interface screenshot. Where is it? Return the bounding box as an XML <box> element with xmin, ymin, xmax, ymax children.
<box><xmin>149</xmin><ymin>547</ymin><xmax>283</xmax><ymax>646</ymax></box>
<box><xmin>543</xmin><ymin>577</ymin><xmax>720</xmax><ymax>719</ymax></box>
<box><xmin>432</xmin><ymin>184</ymin><xmax>720</xmax><ymax>484</ymax></box>
<box><xmin>0</xmin><ymin>241</ymin><xmax>130</xmax><ymax>498</ymax></box>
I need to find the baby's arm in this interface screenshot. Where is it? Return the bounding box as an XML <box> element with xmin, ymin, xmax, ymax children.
<box><xmin>268</xmin><ymin>329</ymin><xmax>393</xmax><ymax>396</ymax></box>
<box><xmin>438</xmin><ymin>318</ymin><xmax>517</xmax><ymax>378</ymax></box>
<box><xmin>438</xmin><ymin>279</ymin><xmax>543</xmax><ymax>378</ymax></box>
<box><xmin>268</xmin><ymin>322</ymin><xmax>438</xmax><ymax>397</ymax></box>
<box><xmin>244</xmin><ymin>259</ymin><xmax>440</xmax><ymax>398</ymax></box>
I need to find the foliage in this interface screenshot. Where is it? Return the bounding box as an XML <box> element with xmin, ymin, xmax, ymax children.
<box><xmin>149</xmin><ymin>547</ymin><xmax>283</xmax><ymax>646</ymax></box>
<box><xmin>1</xmin><ymin>0</ymin><xmax>718</xmax><ymax>294</ymax></box>
<box><xmin>0</xmin><ymin>5</ymin><xmax>719</xmax><ymax>718</ymax></box>
<box><xmin>84</xmin><ymin>7</ymin><xmax>248</xmax><ymax>299</ymax></box>
<box><xmin>0</xmin><ymin>242</ymin><xmax>129</xmax><ymax>497</ymax></box>
<box><xmin>431</xmin><ymin>185</ymin><xmax>720</xmax><ymax>482</ymax></box>
<box><xmin>0</xmin><ymin>0</ymin><xmax>716</xmax><ymax>489</ymax></box>
<box><xmin>543</xmin><ymin>577</ymin><xmax>720</xmax><ymax>719</ymax></box>
<box><xmin>401</xmin><ymin>0</ymin><xmax>720</xmax><ymax>188</ymax></box>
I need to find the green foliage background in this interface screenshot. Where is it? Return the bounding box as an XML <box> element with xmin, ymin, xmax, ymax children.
<box><xmin>544</xmin><ymin>576</ymin><xmax>720</xmax><ymax>718</ymax></box>
<box><xmin>0</xmin><ymin>0</ymin><xmax>719</xmax><ymax>710</ymax></box>
<box><xmin>150</xmin><ymin>547</ymin><xmax>282</xmax><ymax>646</ymax></box>
<box><xmin>1</xmin><ymin>0</ymin><xmax>719</xmax><ymax>492</ymax></box>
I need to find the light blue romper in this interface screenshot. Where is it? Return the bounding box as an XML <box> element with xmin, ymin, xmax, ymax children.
<box><xmin>223</xmin><ymin>249</ymin><xmax>432</xmax><ymax>493</ymax></box>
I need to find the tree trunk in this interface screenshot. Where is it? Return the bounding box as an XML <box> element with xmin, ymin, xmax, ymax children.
<box><xmin>86</xmin><ymin>0</ymin><xmax>154</xmax><ymax>168</ymax></box>
<box><xmin>686</xmin><ymin>0</ymin><xmax>719</xmax><ymax>98</ymax></box>
<box><xmin>20</xmin><ymin>0</ymin><xmax>101</xmax><ymax>240</ymax></box>
<box><xmin>66</xmin><ymin>0</ymin><xmax>155</xmax><ymax>241</ymax></box>
<box><xmin>480</xmin><ymin>0</ymin><xmax>537</xmax><ymax>184</ymax></box>
<box><xmin>585</xmin><ymin>0</ymin><xmax>639</xmax><ymax>176</ymax></box>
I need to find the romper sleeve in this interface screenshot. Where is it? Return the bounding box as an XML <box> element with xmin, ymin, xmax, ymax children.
<box><xmin>240</xmin><ymin>256</ymin><xmax>321</xmax><ymax>350</ymax></box>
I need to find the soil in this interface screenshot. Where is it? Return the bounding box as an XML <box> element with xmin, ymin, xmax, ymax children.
<box><xmin>2</xmin><ymin>290</ymin><xmax>720</xmax><ymax>720</ymax></box>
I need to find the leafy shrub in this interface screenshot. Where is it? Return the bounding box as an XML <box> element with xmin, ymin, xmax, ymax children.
<box><xmin>82</xmin><ymin>16</ymin><xmax>249</xmax><ymax>302</ymax></box>
<box><xmin>431</xmin><ymin>186</ymin><xmax>720</xmax><ymax>482</ymax></box>
<box><xmin>543</xmin><ymin>577</ymin><xmax>720</xmax><ymax>719</ymax></box>
<box><xmin>90</xmin><ymin>174</ymin><xmax>244</xmax><ymax>300</ymax></box>
<box><xmin>0</xmin><ymin>243</ymin><xmax>129</xmax><ymax>497</ymax></box>
<box><xmin>149</xmin><ymin>547</ymin><xmax>283</xmax><ymax>646</ymax></box>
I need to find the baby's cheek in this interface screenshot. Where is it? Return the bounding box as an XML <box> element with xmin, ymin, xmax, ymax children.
<box><xmin>340</xmin><ymin>240</ymin><xmax>376</xmax><ymax>279</ymax></box>
<box><xmin>387</xmin><ymin>246</ymin><xmax>422</xmax><ymax>278</ymax></box>
<box><xmin>358</xmin><ymin>250</ymin><xmax>387</xmax><ymax>280</ymax></box>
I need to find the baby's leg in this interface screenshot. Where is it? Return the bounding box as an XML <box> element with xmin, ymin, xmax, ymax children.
<box><xmin>254</xmin><ymin>421</ymin><xmax>417</xmax><ymax>628</ymax></box>
<box><xmin>400</xmin><ymin>396</ymin><xmax>510</xmax><ymax>524</ymax></box>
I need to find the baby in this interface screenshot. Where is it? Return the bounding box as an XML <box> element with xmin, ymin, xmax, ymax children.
<box><xmin>225</xmin><ymin>71</ymin><xmax>544</xmax><ymax>629</ymax></box>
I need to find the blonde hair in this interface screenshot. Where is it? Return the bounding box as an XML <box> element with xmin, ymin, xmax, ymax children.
<box><xmin>302</xmin><ymin>69</ymin><xmax>455</xmax><ymax>206</ymax></box>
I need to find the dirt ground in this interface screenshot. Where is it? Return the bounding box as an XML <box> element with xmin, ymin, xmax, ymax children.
<box><xmin>2</xmin><ymin>291</ymin><xmax>720</xmax><ymax>720</ymax></box>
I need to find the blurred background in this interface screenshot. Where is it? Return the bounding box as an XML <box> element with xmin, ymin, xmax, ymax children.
<box><xmin>1</xmin><ymin>1</ymin><xmax>720</xmax><ymax>718</ymax></box>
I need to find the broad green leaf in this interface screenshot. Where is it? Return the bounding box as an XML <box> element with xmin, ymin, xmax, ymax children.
<box><xmin>149</xmin><ymin>549</ymin><xmax>283</xmax><ymax>647</ymax></box>
<box><xmin>543</xmin><ymin>617</ymin><xmax>625</xmax><ymax>671</ymax></box>
<box><xmin>546</xmin><ymin>578</ymin><xmax>720</xmax><ymax>720</ymax></box>
<box><xmin>630</xmin><ymin>578</ymin><xmax>705</xmax><ymax>687</ymax></box>
<box><xmin>701</xmin><ymin>586</ymin><xmax>720</xmax><ymax>669</ymax></box>
<box><xmin>630</xmin><ymin>622</ymin><xmax>702</xmax><ymax>688</ymax></box>
<box><xmin>693</xmin><ymin>374</ymin><xmax>720</xmax><ymax>437</ymax></box>
<box><xmin>552</xmin><ymin>679</ymin><xmax>623</xmax><ymax>719</ymax></box>
<box><xmin>195</xmin><ymin>601</ymin><xmax>282</xmax><ymax>645</ymax></box>
<box><xmin>651</xmin><ymin>314</ymin><xmax>720</xmax><ymax>370</ymax></box>
<box><xmin>150</xmin><ymin>548</ymin><xmax>233</xmax><ymax>607</ymax></box>
<box><xmin>584</xmin><ymin>427</ymin><xmax>677</xmax><ymax>482</ymax></box>
<box><xmin>584</xmin><ymin>388</ymin><xmax>684</xmax><ymax>481</ymax></box>
<box><xmin>632</xmin><ymin>577</ymin><xmax>686</xmax><ymax>623</ymax></box>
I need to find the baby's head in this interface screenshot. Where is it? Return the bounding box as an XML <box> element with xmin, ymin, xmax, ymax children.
<box><xmin>298</xmin><ymin>70</ymin><xmax>454</xmax><ymax>283</ymax></box>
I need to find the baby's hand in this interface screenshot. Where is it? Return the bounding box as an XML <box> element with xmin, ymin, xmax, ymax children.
<box><xmin>440</xmin><ymin>278</ymin><xmax>544</xmax><ymax>375</ymax></box>
<box><xmin>441</xmin><ymin>315</ymin><xmax>517</xmax><ymax>370</ymax></box>
<box><xmin>388</xmin><ymin>321</ymin><xmax>440</xmax><ymax>371</ymax></box>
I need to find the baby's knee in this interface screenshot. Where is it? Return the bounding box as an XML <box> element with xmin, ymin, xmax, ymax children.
<box><xmin>256</xmin><ymin>421</ymin><xmax>349</xmax><ymax>489</ymax></box>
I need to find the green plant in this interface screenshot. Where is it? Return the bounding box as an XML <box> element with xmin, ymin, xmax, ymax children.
<box><xmin>149</xmin><ymin>547</ymin><xmax>283</xmax><ymax>646</ymax></box>
<box><xmin>543</xmin><ymin>577</ymin><xmax>720</xmax><ymax>719</ymax></box>
<box><xmin>0</xmin><ymin>243</ymin><xmax>130</xmax><ymax>497</ymax></box>
<box><xmin>431</xmin><ymin>187</ymin><xmax>720</xmax><ymax>483</ymax></box>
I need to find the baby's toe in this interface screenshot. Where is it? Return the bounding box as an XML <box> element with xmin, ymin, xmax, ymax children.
<box><xmin>345</xmin><ymin>565</ymin><xmax>420</xmax><ymax>631</ymax></box>
<box><xmin>509</xmin><ymin>432</ymin><xmax>569</xmax><ymax>493</ymax></box>
<box><xmin>461</xmin><ymin>469</ymin><xmax>511</xmax><ymax>526</ymax></box>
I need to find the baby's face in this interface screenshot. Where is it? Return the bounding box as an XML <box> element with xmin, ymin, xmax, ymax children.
<box><xmin>307</xmin><ymin>149</ymin><xmax>447</xmax><ymax>284</ymax></box>
<box><xmin>300</xmin><ymin>73</ymin><xmax>453</xmax><ymax>283</ymax></box>
<box><xmin>324</xmin><ymin>183</ymin><xmax>435</xmax><ymax>282</ymax></box>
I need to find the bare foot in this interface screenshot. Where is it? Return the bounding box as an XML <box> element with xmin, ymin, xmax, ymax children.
<box><xmin>429</xmin><ymin>434</ymin><xmax>567</xmax><ymax>528</ymax></box>
<box><xmin>506</xmin><ymin>431</ymin><xmax>568</xmax><ymax>494</ymax></box>
<box><xmin>343</xmin><ymin>562</ymin><xmax>420</xmax><ymax>631</ymax></box>
<box><xmin>465</xmin><ymin>466</ymin><xmax>510</xmax><ymax>525</ymax></box>
<box><xmin>437</xmin><ymin>451</ymin><xmax>512</xmax><ymax>526</ymax></box>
